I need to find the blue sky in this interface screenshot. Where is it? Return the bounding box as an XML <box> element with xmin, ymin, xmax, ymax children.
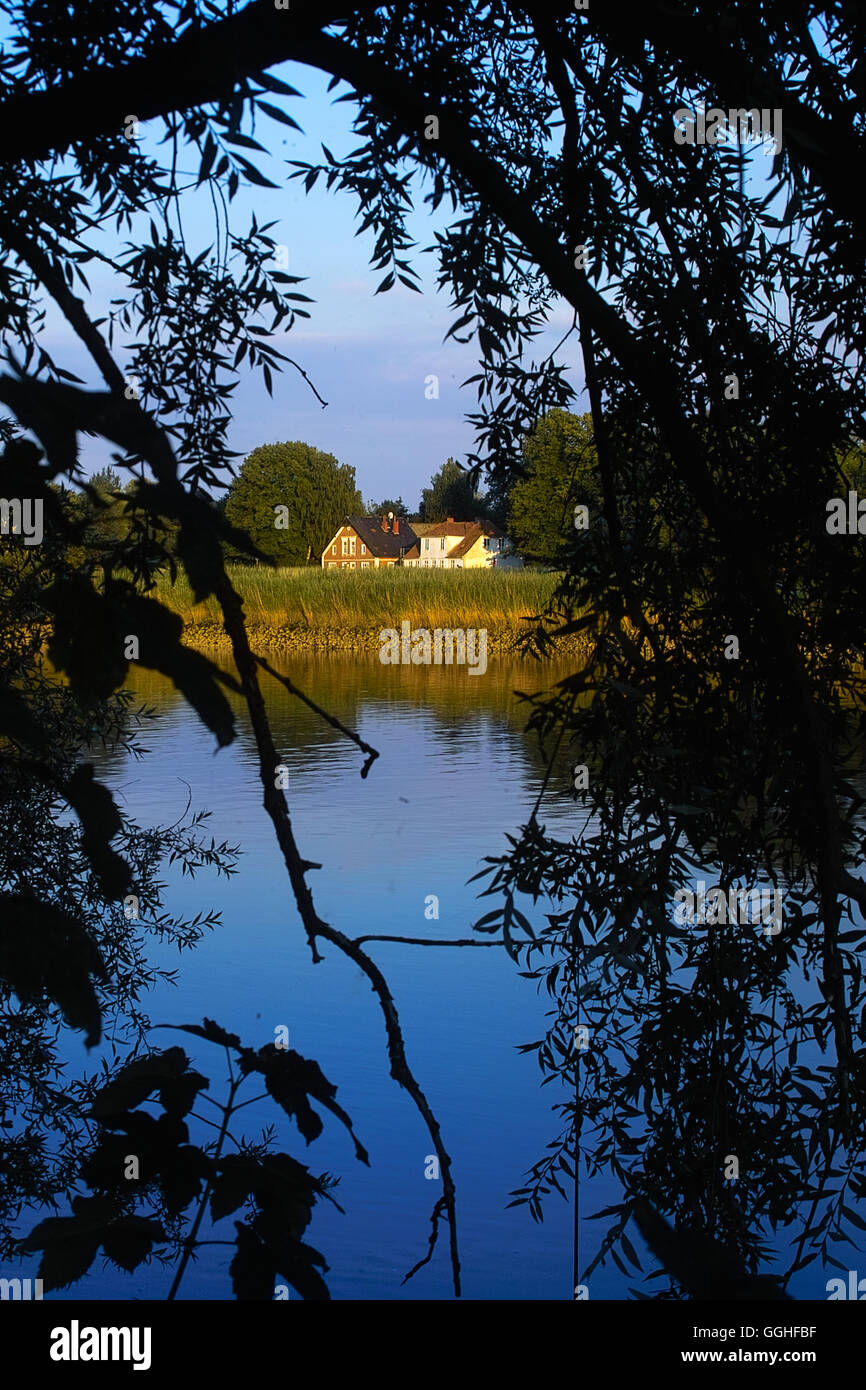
<box><xmin>30</xmin><ymin>58</ymin><xmax>582</xmax><ymax>511</ymax></box>
<box><xmin>11</xmin><ymin>32</ymin><xmax>788</xmax><ymax>513</ymax></box>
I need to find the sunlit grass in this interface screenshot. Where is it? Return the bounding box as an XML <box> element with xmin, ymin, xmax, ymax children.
<box><xmin>153</xmin><ymin>565</ymin><xmax>560</xmax><ymax>631</ymax></box>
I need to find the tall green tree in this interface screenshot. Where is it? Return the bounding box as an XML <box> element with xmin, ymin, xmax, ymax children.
<box><xmin>365</xmin><ymin>495</ymin><xmax>410</xmax><ymax>519</ymax></box>
<box><xmin>419</xmin><ymin>458</ymin><xmax>484</xmax><ymax>522</ymax></box>
<box><xmin>225</xmin><ymin>442</ymin><xmax>362</xmax><ymax>566</ymax></box>
<box><xmin>507</xmin><ymin>410</ymin><xmax>600</xmax><ymax>564</ymax></box>
<box><xmin>77</xmin><ymin>467</ymin><xmax>132</xmax><ymax>555</ymax></box>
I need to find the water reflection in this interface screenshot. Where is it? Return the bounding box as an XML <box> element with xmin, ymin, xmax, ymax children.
<box><xmin>27</xmin><ymin>652</ymin><xmax>577</xmax><ymax>1299</ymax></box>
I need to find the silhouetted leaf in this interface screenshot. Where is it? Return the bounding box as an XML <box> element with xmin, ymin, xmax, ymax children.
<box><xmin>90</xmin><ymin>1048</ymin><xmax>190</xmax><ymax>1118</ymax></box>
<box><xmin>158</xmin><ymin>1070</ymin><xmax>209</xmax><ymax>1118</ymax></box>
<box><xmin>159</xmin><ymin>1144</ymin><xmax>210</xmax><ymax>1215</ymax></box>
<box><xmin>80</xmin><ymin>1133</ymin><xmax>139</xmax><ymax>1189</ymax></box>
<box><xmin>21</xmin><ymin>1219</ymin><xmax>101</xmax><ymax>1291</ymax></box>
<box><xmin>62</xmin><ymin>762</ymin><xmax>131</xmax><ymax>898</ymax></box>
<box><xmin>211</xmin><ymin>1155</ymin><xmax>260</xmax><ymax>1222</ymax></box>
<box><xmin>100</xmin><ymin>1217</ymin><xmax>166</xmax><ymax>1273</ymax></box>
<box><xmin>257</xmin><ymin>1051</ymin><xmax>323</xmax><ymax>1145</ymax></box>
<box><xmin>0</xmin><ymin>678</ymin><xmax>48</xmax><ymax>751</ymax></box>
<box><xmin>259</xmin><ymin>1230</ymin><xmax>330</xmax><ymax>1301</ymax></box>
<box><xmin>165</xmin><ymin>1018</ymin><xmax>243</xmax><ymax>1051</ymax></box>
<box><xmin>255</xmin><ymin>1153</ymin><xmax>319</xmax><ymax>1239</ymax></box>
<box><xmin>256</xmin><ymin>100</ymin><xmax>303</xmax><ymax>131</ymax></box>
<box><xmin>0</xmin><ymin>895</ymin><xmax>105</xmax><ymax>1047</ymax></box>
<box><xmin>43</xmin><ymin>574</ymin><xmax>128</xmax><ymax>699</ymax></box>
<box><xmin>230</xmin><ymin>1221</ymin><xmax>276</xmax><ymax>1300</ymax></box>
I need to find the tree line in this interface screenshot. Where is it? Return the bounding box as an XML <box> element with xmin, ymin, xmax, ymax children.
<box><xmin>70</xmin><ymin>412</ymin><xmax>600</xmax><ymax>569</ymax></box>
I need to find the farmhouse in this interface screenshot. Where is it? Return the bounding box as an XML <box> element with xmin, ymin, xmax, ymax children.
<box><xmin>321</xmin><ymin>514</ymin><xmax>418</xmax><ymax>569</ymax></box>
<box><xmin>319</xmin><ymin>514</ymin><xmax>517</xmax><ymax>567</ymax></box>
<box><xmin>321</xmin><ymin>514</ymin><xmax>520</xmax><ymax>569</ymax></box>
<box><xmin>403</xmin><ymin>518</ymin><xmax>509</xmax><ymax>568</ymax></box>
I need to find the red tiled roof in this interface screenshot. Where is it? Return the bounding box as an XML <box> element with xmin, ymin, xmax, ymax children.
<box><xmin>422</xmin><ymin>518</ymin><xmax>504</xmax><ymax>538</ymax></box>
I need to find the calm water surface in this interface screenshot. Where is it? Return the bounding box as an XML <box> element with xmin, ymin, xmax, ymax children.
<box><xmin>69</xmin><ymin>652</ymin><xmax>586</xmax><ymax>1300</ymax></box>
<box><xmin>24</xmin><ymin>649</ymin><xmax>852</xmax><ymax>1300</ymax></box>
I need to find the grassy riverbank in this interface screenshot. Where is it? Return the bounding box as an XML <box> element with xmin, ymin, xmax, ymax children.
<box><xmin>152</xmin><ymin>565</ymin><xmax>578</xmax><ymax>655</ymax></box>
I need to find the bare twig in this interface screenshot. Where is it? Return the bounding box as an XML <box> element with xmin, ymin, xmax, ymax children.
<box><xmin>0</xmin><ymin>253</ymin><xmax>462</xmax><ymax>1291</ymax></box>
<box><xmin>33</xmin><ymin>381</ymin><xmax>461</xmax><ymax>1294</ymax></box>
<box><xmin>401</xmin><ymin>1195</ymin><xmax>448</xmax><ymax>1285</ymax></box>
<box><xmin>255</xmin><ymin>654</ymin><xmax>378</xmax><ymax>778</ymax></box>
<box><xmin>354</xmin><ymin>935</ymin><xmax>503</xmax><ymax>947</ymax></box>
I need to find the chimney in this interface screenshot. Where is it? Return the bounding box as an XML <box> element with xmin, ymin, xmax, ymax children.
<box><xmin>446</xmin><ymin>516</ymin><xmax>454</xmax><ymax>523</ymax></box>
<box><xmin>391</xmin><ymin>515</ymin><xmax>399</xmax><ymax>533</ymax></box>
<box><xmin>381</xmin><ymin>514</ymin><xmax>388</xmax><ymax>531</ymax></box>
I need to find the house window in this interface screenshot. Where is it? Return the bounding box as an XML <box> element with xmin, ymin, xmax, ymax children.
<box><xmin>361</xmin><ymin>562</ymin><xmax>370</xmax><ymax>568</ymax></box>
<box><xmin>331</xmin><ymin>543</ymin><xmax>336</xmax><ymax>554</ymax></box>
<box><xmin>361</xmin><ymin>543</ymin><xmax>366</xmax><ymax>555</ymax></box>
<box><xmin>440</xmin><ymin>538</ymin><xmax>445</xmax><ymax>550</ymax></box>
<box><xmin>424</xmin><ymin>538</ymin><xmax>429</xmax><ymax>551</ymax></box>
<box><xmin>349</xmin><ymin>562</ymin><xmax>356</xmax><ymax>569</ymax></box>
<box><xmin>350</xmin><ymin>537</ymin><xmax>356</xmax><ymax>556</ymax></box>
<box><xmin>341</xmin><ymin>537</ymin><xmax>348</xmax><ymax>555</ymax></box>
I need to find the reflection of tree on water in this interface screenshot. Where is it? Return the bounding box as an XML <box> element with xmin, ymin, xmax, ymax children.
<box><xmin>0</xmin><ymin>541</ymin><xmax>459</xmax><ymax>1297</ymax></box>
<box><xmin>0</xmin><ymin>545</ymin><xmax>238</xmax><ymax>1266</ymax></box>
<box><xmin>124</xmin><ymin>654</ymin><xmax>575</xmax><ymax>794</ymax></box>
<box><xmin>92</xmin><ymin>648</ymin><xmax>866</xmax><ymax>1299</ymax></box>
<box><xmin>477</xmin><ymin>522</ymin><xmax>866</xmax><ymax>1297</ymax></box>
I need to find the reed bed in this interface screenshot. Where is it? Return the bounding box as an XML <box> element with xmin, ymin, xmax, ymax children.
<box><xmin>153</xmin><ymin>565</ymin><xmax>561</xmax><ymax>634</ymax></box>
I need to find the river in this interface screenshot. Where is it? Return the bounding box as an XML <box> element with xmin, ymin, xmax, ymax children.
<box><xmin>72</xmin><ymin>650</ymin><xmax>582</xmax><ymax>1300</ymax></box>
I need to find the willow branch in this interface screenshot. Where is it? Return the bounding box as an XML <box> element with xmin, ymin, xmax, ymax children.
<box><xmin>0</xmin><ymin>0</ymin><xmax>384</xmax><ymax>164</ymax></box>
<box><xmin>0</xmin><ymin>366</ymin><xmax>462</xmax><ymax>1295</ymax></box>
<box><xmin>255</xmin><ymin>654</ymin><xmax>378</xmax><ymax>778</ymax></box>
